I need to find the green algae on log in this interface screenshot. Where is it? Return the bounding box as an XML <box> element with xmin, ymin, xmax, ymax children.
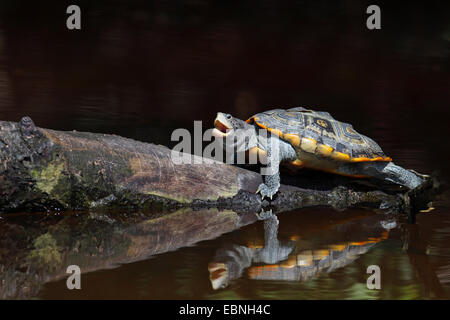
<box><xmin>0</xmin><ymin>117</ymin><xmax>436</xmax><ymax>214</ymax></box>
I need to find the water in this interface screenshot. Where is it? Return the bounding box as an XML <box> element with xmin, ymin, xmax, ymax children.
<box><xmin>0</xmin><ymin>1</ymin><xmax>449</xmax><ymax>299</ymax></box>
<box><xmin>1</xmin><ymin>205</ymin><xmax>450</xmax><ymax>299</ymax></box>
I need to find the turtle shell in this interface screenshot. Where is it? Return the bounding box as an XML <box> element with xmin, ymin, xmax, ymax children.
<box><xmin>246</xmin><ymin>107</ymin><xmax>392</xmax><ymax>163</ymax></box>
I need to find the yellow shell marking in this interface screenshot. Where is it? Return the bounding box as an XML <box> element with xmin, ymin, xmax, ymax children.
<box><xmin>316</xmin><ymin>119</ymin><xmax>328</xmax><ymax>128</ymax></box>
<box><xmin>328</xmin><ymin>244</ymin><xmax>348</xmax><ymax>251</ymax></box>
<box><xmin>349</xmin><ymin>241</ymin><xmax>370</xmax><ymax>246</ymax></box>
<box><xmin>331</xmin><ymin>151</ymin><xmax>351</xmax><ymax>162</ymax></box>
<box><xmin>297</xmin><ymin>251</ymin><xmax>313</xmax><ymax>266</ymax></box>
<box><xmin>290</xmin><ymin>159</ymin><xmax>305</xmax><ymax>167</ymax></box>
<box><xmin>351</xmin><ymin>156</ymin><xmax>392</xmax><ymax>162</ymax></box>
<box><xmin>250</xmin><ymin>118</ymin><xmax>284</xmax><ymax>138</ymax></box>
<box><xmin>268</xmin><ymin>128</ymin><xmax>283</xmax><ymax>137</ymax></box>
<box><xmin>313</xmin><ymin>249</ymin><xmax>330</xmax><ymax>260</ymax></box>
<box><xmin>300</xmin><ymin>137</ymin><xmax>317</xmax><ymax>153</ymax></box>
<box><xmin>346</xmin><ymin>126</ymin><xmax>356</xmax><ymax>134</ymax></box>
<box><xmin>246</xmin><ymin>242</ymin><xmax>264</xmax><ymax>249</ymax></box>
<box><xmin>280</xmin><ymin>256</ymin><xmax>297</xmax><ymax>269</ymax></box>
<box><xmin>283</xmin><ymin>133</ymin><xmax>301</xmax><ymax>147</ymax></box>
<box><xmin>316</xmin><ymin>144</ymin><xmax>334</xmax><ymax>157</ymax></box>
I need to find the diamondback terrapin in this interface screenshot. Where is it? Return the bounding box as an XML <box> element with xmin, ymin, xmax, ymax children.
<box><xmin>212</xmin><ymin>107</ymin><xmax>425</xmax><ymax>199</ymax></box>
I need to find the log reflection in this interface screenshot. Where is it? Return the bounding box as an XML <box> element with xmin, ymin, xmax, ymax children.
<box><xmin>0</xmin><ymin>208</ymin><xmax>259</xmax><ymax>299</ymax></box>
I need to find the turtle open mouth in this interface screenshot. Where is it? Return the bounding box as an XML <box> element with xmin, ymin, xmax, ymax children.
<box><xmin>208</xmin><ymin>262</ymin><xmax>228</xmax><ymax>290</ymax></box>
<box><xmin>213</xmin><ymin>113</ymin><xmax>233</xmax><ymax>138</ymax></box>
<box><xmin>214</xmin><ymin>120</ymin><xmax>230</xmax><ymax>134</ymax></box>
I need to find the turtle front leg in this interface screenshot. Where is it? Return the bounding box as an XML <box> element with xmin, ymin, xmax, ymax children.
<box><xmin>257</xmin><ymin>172</ymin><xmax>280</xmax><ymax>200</ymax></box>
<box><xmin>257</xmin><ymin>136</ymin><xmax>282</xmax><ymax>200</ymax></box>
<box><xmin>256</xmin><ymin>135</ymin><xmax>297</xmax><ymax>200</ymax></box>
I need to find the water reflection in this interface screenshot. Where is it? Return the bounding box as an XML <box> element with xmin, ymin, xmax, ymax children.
<box><xmin>1</xmin><ymin>206</ymin><xmax>447</xmax><ymax>299</ymax></box>
<box><xmin>0</xmin><ymin>208</ymin><xmax>259</xmax><ymax>299</ymax></box>
<box><xmin>208</xmin><ymin>211</ymin><xmax>395</xmax><ymax>289</ymax></box>
<box><xmin>209</xmin><ymin>212</ymin><xmax>295</xmax><ymax>289</ymax></box>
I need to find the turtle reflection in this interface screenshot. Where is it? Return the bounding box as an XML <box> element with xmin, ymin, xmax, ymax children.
<box><xmin>208</xmin><ymin>211</ymin><xmax>396</xmax><ymax>289</ymax></box>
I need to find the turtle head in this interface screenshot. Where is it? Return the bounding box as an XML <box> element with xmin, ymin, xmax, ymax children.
<box><xmin>213</xmin><ymin>112</ymin><xmax>253</xmax><ymax>135</ymax></box>
<box><xmin>213</xmin><ymin>112</ymin><xmax>258</xmax><ymax>152</ymax></box>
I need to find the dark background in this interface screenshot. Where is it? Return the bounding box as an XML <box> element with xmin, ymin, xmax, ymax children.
<box><xmin>0</xmin><ymin>0</ymin><xmax>448</xmax><ymax>175</ymax></box>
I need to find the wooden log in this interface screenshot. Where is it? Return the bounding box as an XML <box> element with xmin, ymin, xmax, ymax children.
<box><xmin>0</xmin><ymin>117</ymin><xmax>261</xmax><ymax>213</ymax></box>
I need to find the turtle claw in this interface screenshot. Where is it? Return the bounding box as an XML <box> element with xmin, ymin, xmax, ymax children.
<box><xmin>256</xmin><ymin>183</ymin><xmax>278</xmax><ymax>200</ymax></box>
<box><xmin>408</xmin><ymin>169</ymin><xmax>430</xmax><ymax>179</ymax></box>
<box><xmin>257</xmin><ymin>208</ymin><xmax>273</xmax><ymax>220</ymax></box>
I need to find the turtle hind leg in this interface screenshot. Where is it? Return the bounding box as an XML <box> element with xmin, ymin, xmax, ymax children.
<box><xmin>339</xmin><ymin>162</ymin><xmax>425</xmax><ymax>190</ymax></box>
<box><xmin>378</xmin><ymin>162</ymin><xmax>425</xmax><ymax>189</ymax></box>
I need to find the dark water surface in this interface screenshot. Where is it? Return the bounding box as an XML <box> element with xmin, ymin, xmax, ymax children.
<box><xmin>0</xmin><ymin>1</ymin><xmax>449</xmax><ymax>299</ymax></box>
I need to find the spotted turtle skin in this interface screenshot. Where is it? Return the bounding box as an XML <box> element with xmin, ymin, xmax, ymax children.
<box><xmin>246</xmin><ymin>107</ymin><xmax>392</xmax><ymax>166</ymax></box>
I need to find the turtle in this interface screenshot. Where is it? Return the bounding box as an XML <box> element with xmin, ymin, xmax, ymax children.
<box><xmin>212</xmin><ymin>107</ymin><xmax>425</xmax><ymax>199</ymax></box>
